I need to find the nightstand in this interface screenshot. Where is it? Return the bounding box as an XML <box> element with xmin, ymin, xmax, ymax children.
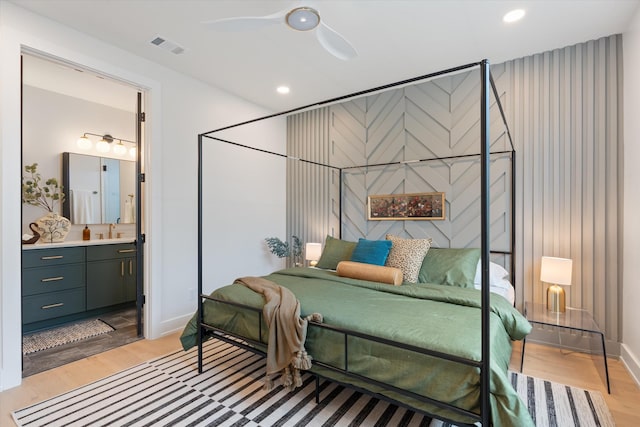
<box><xmin>520</xmin><ymin>301</ymin><xmax>611</xmax><ymax>393</ymax></box>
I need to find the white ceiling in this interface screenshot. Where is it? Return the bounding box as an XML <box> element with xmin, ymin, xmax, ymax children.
<box><xmin>22</xmin><ymin>54</ymin><xmax>140</xmax><ymax>112</ymax></box>
<box><xmin>13</xmin><ymin>0</ymin><xmax>640</xmax><ymax>112</ymax></box>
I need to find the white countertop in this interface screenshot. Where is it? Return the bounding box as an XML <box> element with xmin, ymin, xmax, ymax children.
<box><xmin>22</xmin><ymin>237</ymin><xmax>136</xmax><ymax>250</ymax></box>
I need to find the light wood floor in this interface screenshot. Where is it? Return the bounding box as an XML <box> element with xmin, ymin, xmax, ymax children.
<box><xmin>1</xmin><ymin>333</ymin><xmax>639</xmax><ymax>426</ymax></box>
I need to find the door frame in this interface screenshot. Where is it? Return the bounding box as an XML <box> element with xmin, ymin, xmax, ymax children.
<box><xmin>21</xmin><ymin>49</ymin><xmax>149</xmax><ymax>332</ymax></box>
<box><xmin>1</xmin><ymin>34</ymin><xmax>164</xmax><ymax>389</ymax></box>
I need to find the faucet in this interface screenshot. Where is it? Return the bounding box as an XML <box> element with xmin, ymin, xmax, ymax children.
<box><xmin>109</xmin><ymin>223</ymin><xmax>116</xmax><ymax>239</ymax></box>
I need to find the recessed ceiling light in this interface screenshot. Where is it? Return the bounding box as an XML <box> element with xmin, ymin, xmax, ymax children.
<box><xmin>503</xmin><ymin>9</ymin><xmax>525</xmax><ymax>23</ymax></box>
<box><xmin>277</xmin><ymin>86</ymin><xmax>290</xmax><ymax>94</ymax></box>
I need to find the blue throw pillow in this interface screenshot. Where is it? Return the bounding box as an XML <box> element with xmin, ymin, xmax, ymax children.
<box><xmin>350</xmin><ymin>238</ymin><xmax>393</xmax><ymax>266</ymax></box>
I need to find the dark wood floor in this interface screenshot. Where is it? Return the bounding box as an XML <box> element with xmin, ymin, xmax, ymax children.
<box><xmin>22</xmin><ymin>307</ymin><xmax>141</xmax><ymax>377</ymax></box>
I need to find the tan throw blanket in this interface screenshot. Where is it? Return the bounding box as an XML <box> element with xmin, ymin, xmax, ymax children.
<box><xmin>235</xmin><ymin>276</ymin><xmax>323</xmax><ymax>391</ymax></box>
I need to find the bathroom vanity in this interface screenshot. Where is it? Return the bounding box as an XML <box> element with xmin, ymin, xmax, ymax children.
<box><xmin>22</xmin><ymin>239</ymin><xmax>137</xmax><ymax>333</ymax></box>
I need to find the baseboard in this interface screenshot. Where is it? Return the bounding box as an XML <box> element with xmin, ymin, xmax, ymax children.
<box><xmin>620</xmin><ymin>343</ymin><xmax>640</xmax><ymax>388</ymax></box>
<box><xmin>157</xmin><ymin>313</ymin><xmax>193</xmax><ymax>338</ymax></box>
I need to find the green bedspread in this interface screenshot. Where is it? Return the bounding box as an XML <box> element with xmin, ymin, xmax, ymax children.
<box><xmin>181</xmin><ymin>267</ymin><xmax>533</xmax><ymax>427</ymax></box>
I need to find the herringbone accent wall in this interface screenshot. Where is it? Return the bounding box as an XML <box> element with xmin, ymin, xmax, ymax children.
<box><xmin>287</xmin><ymin>35</ymin><xmax>622</xmax><ymax>348</ymax></box>
<box><xmin>288</xmin><ymin>70</ymin><xmax>512</xmax><ymax>262</ymax></box>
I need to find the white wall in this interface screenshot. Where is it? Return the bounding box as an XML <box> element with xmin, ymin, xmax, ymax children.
<box><xmin>22</xmin><ymin>85</ymin><xmax>136</xmax><ymax>239</ymax></box>
<box><xmin>623</xmin><ymin>6</ymin><xmax>640</xmax><ymax>385</ymax></box>
<box><xmin>0</xmin><ymin>2</ymin><xmax>286</xmax><ymax>390</ymax></box>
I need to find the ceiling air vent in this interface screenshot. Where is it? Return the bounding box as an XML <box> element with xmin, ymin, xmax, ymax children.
<box><xmin>150</xmin><ymin>35</ymin><xmax>185</xmax><ymax>55</ymax></box>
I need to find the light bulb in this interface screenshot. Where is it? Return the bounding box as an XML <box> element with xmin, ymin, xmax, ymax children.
<box><xmin>285</xmin><ymin>7</ymin><xmax>320</xmax><ymax>31</ymax></box>
<box><xmin>129</xmin><ymin>147</ymin><xmax>137</xmax><ymax>158</ymax></box>
<box><xmin>77</xmin><ymin>135</ymin><xmax>92</xmax><ymax>150</ymax></box>
<box><xmin>113</xmin><ymin>141</ymin><xmax>127</xmax><ymax>156</ymax></box>
<box><xmin>503</xmin><ymin>9</ymin><xmax>525</xmax><ymax>23</ymax></box>
<box><xmin>96</xmin><ymin>138</ymin><xmax>110</xmax><ymax>153</ymax></box>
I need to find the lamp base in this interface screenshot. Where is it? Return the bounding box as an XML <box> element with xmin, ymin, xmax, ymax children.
<box><xmin>547</xmin><ymin>284</ymin><xmax>566</xmax><ymax>313</ymax></box>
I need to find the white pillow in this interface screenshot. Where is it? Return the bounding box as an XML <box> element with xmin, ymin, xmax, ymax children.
<box><xmin>474</xmin><ymin>260</ymin><xmax>509</xmax><ymax>286</ymax></box>
<box><xmin>473</xmin><ymin>278</ymin><xmax>515</xmax><ymax>305</ymax></box>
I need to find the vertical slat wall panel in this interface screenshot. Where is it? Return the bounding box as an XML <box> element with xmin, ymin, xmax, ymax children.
<box><xmin>286</xmin><ymin>108</ymin><xmax>338</xmax><ymax>265</ymax></box>
<box><xmin>505</xmin><ymin>35</ymin><xmax>622</xmax><ymax>342</ymax></box>
<box><xmin>286</xmin><ymin>35</ymin><xmax>622</xmax><ymax>343</ymax></box>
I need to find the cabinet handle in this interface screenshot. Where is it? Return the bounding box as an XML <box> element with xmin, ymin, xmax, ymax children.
<box><xmin>129</xmin><ymin>260</ymin><xmax>133</xmax><ymax>275</ymax></box>
<box><xmin>41</xmin><ymin>276</ymin><xmax>64</xmax><ymax>282</ymax></box>
<box><xmin>41</xmin><ymin>303</ymin><xmax>64</xmax><ymax>310</ymax></box>
<box><xmin>121</xmin><ymin>261</ymin><xmax>125</xmax><ymax>277</ymax></box>
<box><xmin>117</xmin><ymin>249</ymin><xmax>136</xmax><ymax>254</ymax></box>
<box><xmin>41</xmin><ymin>255</ymin><xmax>63</xmax><ymax>260</ymax></box>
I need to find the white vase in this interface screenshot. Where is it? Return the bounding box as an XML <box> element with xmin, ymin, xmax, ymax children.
<box><xmin>36</xmin><ymin>212</ymin><xmax>71</xmax><ymax>243</ymax></box>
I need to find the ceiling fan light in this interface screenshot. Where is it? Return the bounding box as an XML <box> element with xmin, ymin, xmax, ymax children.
<box><xmin>286</xmin><ymin>7</ymin><xmax>320</xmax><ymax>31</ymax></box>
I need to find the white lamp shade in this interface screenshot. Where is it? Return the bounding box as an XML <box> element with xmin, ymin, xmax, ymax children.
<box><xmin>305</xmin><ymin>242</ymin><xmax>322</xmax><ymax>261</ymax></box>
<box><xmin>540</xmin><ymin>256</ymin><xmax>573</xmax><ymax>286</ymax></box>
<box><xmin>96</xmin><ymin>138</ymin><xmax>110</xmax><ymax>153</ymax></box>
<box><xmin>113</xmin><ymin>141</ymin><xmax>127</xmax><ymax>156</ymax></box>
<box><xmin>77</xmin><ymin>135</ymin><xmax>92</xmax><ymax>149</ymax></box>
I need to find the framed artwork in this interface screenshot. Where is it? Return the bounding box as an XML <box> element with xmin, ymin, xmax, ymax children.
<box><xmin>367</xmin><ymin>192</ymin><xmax>445</xmax><ymax>220</ymax></box>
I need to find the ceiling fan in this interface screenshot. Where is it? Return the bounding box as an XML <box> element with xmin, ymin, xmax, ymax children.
<box><xmin>203</xmin><ymin>5</ymin><xmax>358</xmax><ymax>61</ymax></box>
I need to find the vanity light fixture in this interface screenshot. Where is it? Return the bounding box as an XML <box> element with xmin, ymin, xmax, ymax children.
<box><xmin>77</xmin><ymin>132</ymin><xmax>137</xmax><ymax>155</ymax></box>
<box><xmin>113</xmin><ymin>140</ymin><xmax>127</xmax><ymax>156</ymax></box>
<box><xmin>129</xmin><ymin>147</ymin><xmax>137</xmax><ymax>158</ymax></box>
<box><xmin>96</xmin><ymin>135</ymin><xmax>113</xmax><ymax>153</ymax></box>
<box><xmin>77</xmin><ymin>134</ymin><xmax>92</xmax><ymax>150</ymax></box>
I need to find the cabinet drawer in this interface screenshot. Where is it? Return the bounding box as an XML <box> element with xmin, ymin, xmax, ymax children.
<box><xmin>23</xmin><ymin>247</ymin><xmax>85</xmax><ymax>268</ymax></box>
<box><xmin>87</xmin><ymin>243</ymin><xmax>137</xmax><ymax>261</ymax></box>
<box><xmin>22</xmin><ymin>263</ymin><xmax>85</xmax><ymax>296</ymax></box>
<box><xmin>22</xmin><ymin>288</ymin><xmax>86</xmax><ymax>324</ymax></box>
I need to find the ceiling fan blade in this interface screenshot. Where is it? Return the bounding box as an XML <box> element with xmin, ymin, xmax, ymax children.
<box><xmin>203</xmin><ymin>9</ymin><xmax>287</xmax><ymax>32</ymax></box>
<box><xmin>316</xmin><ymin>22</ymin><xmax>357</xmax><ymax>61</ymax></box>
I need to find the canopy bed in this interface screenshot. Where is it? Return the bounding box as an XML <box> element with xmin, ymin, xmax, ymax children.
<box><xmin>182</xmin><ymin>60</ymin><xmax>532</xmax><ymax>426</ymax></box>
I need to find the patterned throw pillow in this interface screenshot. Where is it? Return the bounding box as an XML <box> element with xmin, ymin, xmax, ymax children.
<box><xmin>385</xmin><ymin>235</ymin><xmax>432</xmax><ymax>283</ymax></box>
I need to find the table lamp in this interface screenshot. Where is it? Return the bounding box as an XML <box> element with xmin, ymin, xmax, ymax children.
<box><xmin>540</xmin><ymin>256</ymin><xmax>573</xmax><ymax>313</ymax></box>
<box><xmin>305</xmin><ymin>242</ymin><xmax>322</xmax><ymax>267</ymax></box>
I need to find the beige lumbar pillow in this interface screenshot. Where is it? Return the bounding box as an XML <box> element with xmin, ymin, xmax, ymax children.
<box><xmin>336</xmin><ymin>260</ymin><xmax>403</xmax><ymax>286</ymax></box>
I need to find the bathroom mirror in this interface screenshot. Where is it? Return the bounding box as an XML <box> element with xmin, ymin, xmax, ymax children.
<box><xmin>62</xmin><ymin>152</ymin><xmax>136</xmax><ymax>225</ymax></box>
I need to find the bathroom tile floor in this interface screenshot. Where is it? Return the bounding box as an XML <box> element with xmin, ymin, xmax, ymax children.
<box><xmin>21</xmin><ymin>306</ymin><xmax>141</xmax><ymax>377</ymax></box>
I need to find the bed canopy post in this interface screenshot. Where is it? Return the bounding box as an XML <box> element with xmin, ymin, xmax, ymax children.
<box><xmin>339</xmin><ymin>169</ymin><xmax>343</xmax><ymax>239</ymax></box>
<box><xmin>511</xmin><ymin>150</ymin><xmax>517</xmax><ymax>293</ymax></box>
<box><xmin>480</xmin><ymin>59</ymin><xmax>491</xmax><ymax>426</ymax></box>
<box><xmin>197</xmin><ymin>133</ymin><xmax>204</xmax><ymax>374</ymax></box>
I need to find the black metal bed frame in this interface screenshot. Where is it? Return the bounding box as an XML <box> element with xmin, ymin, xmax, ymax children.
<box><xmin>197</xmin><ymin>60</ymin><xmax>516</xmax><ymax>426</ymax></box>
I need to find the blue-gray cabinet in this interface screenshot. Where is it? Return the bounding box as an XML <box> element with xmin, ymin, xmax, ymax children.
<box><xmin>22</xmin><ymin>242</ymin><xmax>136</xmax><ymax>332</ymax></box>
<box><xmin>22</xmin><ymin>247</ymin><xmax>87</xmax><ymax>327</ymax></box>
<box><xmin>87</xmin><ymin>244</ymin><xmax>136</xmax><ymax>310</ymax></box>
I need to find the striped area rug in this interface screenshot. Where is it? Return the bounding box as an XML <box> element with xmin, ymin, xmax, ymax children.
<box><xmin>12</xmin><ymin>338</ymin><xmax>615</xmax><ymax>427</ymax></box>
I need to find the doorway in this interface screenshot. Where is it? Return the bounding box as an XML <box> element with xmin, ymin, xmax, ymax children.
<box><xmin>20</xmin><ymin>53</ymin><xmax>145</xmax><ymax>376</ymax></box>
